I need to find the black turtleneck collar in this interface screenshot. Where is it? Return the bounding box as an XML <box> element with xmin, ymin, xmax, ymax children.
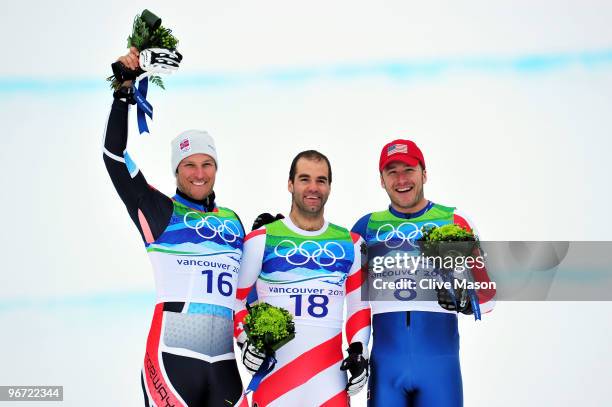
<box><xmin>174</xmin><ymin>189</ymin><xmax>216</xmax><ymax>212</ymax></box>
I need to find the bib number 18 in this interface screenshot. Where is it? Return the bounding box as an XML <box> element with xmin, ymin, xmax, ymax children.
<box><xmin>201</xmin><ymin>270</ymin><xmax>233</xmax><ymax>297</ymax></box>
<box><xmin>289</xmin><ymin>294</ymin><xmax>329</xmax><ymax>318</ymax></box>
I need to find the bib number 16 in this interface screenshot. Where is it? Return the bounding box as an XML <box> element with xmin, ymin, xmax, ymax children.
<box><xmin>201</xmin><ymin>270</ymin><xmax>233</xmax><ymax>297</ymax></box>
<box><xmin>289</xmin><ymin>294</ymin><xmax>329</xmax><ymax>318</ymax></box>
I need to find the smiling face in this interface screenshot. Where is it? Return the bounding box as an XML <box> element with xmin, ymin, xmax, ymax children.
<box><xmin>288</xmin><ymin>157</ymin><xmax>331</xmax><ymax>219</ymax></box>
<box><xmin>380</xmin><ymin>161</ymin><xmax>428</xmax><ymax>213</ymax></box>
<box><xmin>176</xmin><ymin>153</ymin><xmax>217</xmax><ymax>201</ymax></box>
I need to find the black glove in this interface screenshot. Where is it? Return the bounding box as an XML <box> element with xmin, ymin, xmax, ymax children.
<box><xmin>112</xmin><ymin>84</ymin><xmax>137</xmax><ymax>105</ymax></box>
<box><xmin>340</xmin><ymin>342</ymin><xmax>368</xmax><ymax>396</ymax></box>
<box><xmin>111</xmin><ymin>61</ymin><xmax>144</xmax><ymax>84</ymax></box>
<box><xmin>239</xmin><ymin>340</ymin><xmax>266</xmax><ymax>375</ymax></box>
<box><xmin>436</xmin><ymin>278</ymin><xmax>473</xmax><ymax>315</ymax></box>
<box><xmin>251</xmin><ymin>213</ymin><xmax>284</xmax><ymax>231</ymax></box>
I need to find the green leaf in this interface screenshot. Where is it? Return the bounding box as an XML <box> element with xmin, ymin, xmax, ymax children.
<box><xmin>149</xmin><ymin>76</ymin><xmax>165</xmax><ymax>90</ymax></box>
<box><xmin>106</xmin><ymin>75</ymin><xmax>122</xmax><ymax>90</ymax></box>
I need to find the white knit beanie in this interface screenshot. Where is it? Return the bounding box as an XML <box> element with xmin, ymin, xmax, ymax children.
<box><xmin>170</xmin><ymin>130</ymin><xmax>218</xmax><ymax>175</ymax></box>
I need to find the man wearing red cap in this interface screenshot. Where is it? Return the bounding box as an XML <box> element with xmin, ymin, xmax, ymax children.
<box><xmin>351</xmin><ymin>139</ymin><xmax>495</xmax><ymax>406</ymax></box>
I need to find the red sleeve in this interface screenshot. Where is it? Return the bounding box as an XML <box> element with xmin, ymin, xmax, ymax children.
<box><xmin>454</xmin><ymin>211</ymin><xmax>496</xmax><ymax>305</ymax></box>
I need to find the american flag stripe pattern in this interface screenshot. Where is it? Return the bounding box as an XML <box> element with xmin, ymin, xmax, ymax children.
<box><xmin>387</xmin><ymin>143</ymin><xmax>407</xmax><ymax>156</ymax></box>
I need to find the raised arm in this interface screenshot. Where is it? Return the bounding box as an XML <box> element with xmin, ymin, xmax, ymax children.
<box><xmin>102</xmin><ymin>49</ymin><xmax>173</xmax><ymax>243</ymax></box>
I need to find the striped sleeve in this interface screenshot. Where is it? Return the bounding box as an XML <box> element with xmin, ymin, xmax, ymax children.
<box><xmin>233</xmin><ymin>227</ymin><xmax>267</xmax><ymax>342</ymax></box>
<box><xmin>454</xmin><ymin>210</ymin><xmax>496</xmax><ymax>313</ymax></box>
<box><xmin>344</xmin><ymin>232</ymin><xmax>371</xmax><ymax>347</ymax></box>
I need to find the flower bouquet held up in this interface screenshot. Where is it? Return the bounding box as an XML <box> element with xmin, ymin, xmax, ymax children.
<box><xmin>107</xmin><ymin>9</ymin><xmax>182</xmax><ymax>134</ymax></box>
<box><xmin>107</xmin><ymin>9</ymin><xmax>180</xmax><ymax>90</ymax></box>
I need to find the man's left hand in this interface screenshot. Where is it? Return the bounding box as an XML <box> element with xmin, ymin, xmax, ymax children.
<box><xmin>251</xmin><ymin>213</ymin><xmax>284</xmax><ymax>231</ymax></box>
<box><xmin>437</xmin><ymin>278</ymin><xmax>473</xmax><ymax>315</ymax></box>
<box><xmin>340</xmin><ymin>342</ymin><xmax>369</xmax><ymax>396</ymax></box>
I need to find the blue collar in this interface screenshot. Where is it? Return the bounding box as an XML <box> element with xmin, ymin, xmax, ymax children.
<box><xmin>388</xmin><ymin>201</ymin><xmax>434</xmax><ymax>219</ymax></box>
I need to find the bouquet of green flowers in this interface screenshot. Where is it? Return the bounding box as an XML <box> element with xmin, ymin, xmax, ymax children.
<box><xmin>107</xmin><ymin>9</ymin><xmax>179</xmax><ymax>90</ymax></box>
<box><xmin>418</xmin><ymin>224</ymin><xmax>479</xmax><ymax>259</ymax></box>
<box><xmin>244</xmin><ymin>303</ymin><xmax>296</xmax><ymax>355</ymax></box>
<box><xmin>418</xmin><ymin>224</ymin><xmax>482</xmax><ymax>319</ymax></box>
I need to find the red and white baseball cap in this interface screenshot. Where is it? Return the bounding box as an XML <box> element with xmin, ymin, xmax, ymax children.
<box><xmin>379</xmin><ymin>139</ymin><xmax>426</xmax><ymax>172</ymax></box>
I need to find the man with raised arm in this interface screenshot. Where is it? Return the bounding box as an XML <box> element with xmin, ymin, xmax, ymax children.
<box><xmin>103</xmin><ymin>48</ymin><xmax>246</xmax><ymax>406</ymax></box>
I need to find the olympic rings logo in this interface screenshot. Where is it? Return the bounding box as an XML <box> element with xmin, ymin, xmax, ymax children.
<box><xmin>183</xmin><ymin>212</ymin><xmax>241</xmax><ymax>243</ymax></box>
<box><xmin>375</xmin><ymin>222</ymin><xmax>439</xmax><ymax>249</ymax></box>
<box><xmin>274</xmin><ymin>240</ymin><xmax>346</xmax><ymax>266</ymax></box>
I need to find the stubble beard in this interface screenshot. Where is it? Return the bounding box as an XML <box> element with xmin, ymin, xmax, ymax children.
<box><xmin>292</xmin><ymin>194</ymin><xmax>326</xmax><ymax>219</ymax></box>
<box><xmin>391</xmin><ymin>184</ymin><xmax>425</xmax><ymax>212</ymax></box>
<box><xmin>177</xmin><ymin>178</ymin><xmax>212</xmax><ymax>201</ymax></box>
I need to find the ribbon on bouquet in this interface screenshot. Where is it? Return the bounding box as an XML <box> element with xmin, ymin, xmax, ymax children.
<box><xmin>233</xmin><ymin>354</ymin><xmax>277</xmax><ymax>406</ymax></box>
<box><xmin>439</xmin><ymin>269</ymin><xmax>482</xmax><ymax>321</ymax></box>
<box><xmin>132</xmin><ymin>76</ymin><xmax>153</xmax><ymax>135</ymax></box>
<box><xmin>246</xmin><ymin>354</ymin><xmax>277</xmax><ymax>393</ymax></box>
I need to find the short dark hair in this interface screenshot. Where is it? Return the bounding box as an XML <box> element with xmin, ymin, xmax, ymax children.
<box><xmin>288</xmin><ymin>150</ymin><xmax>332</xmax><ymax>184</ymax></box>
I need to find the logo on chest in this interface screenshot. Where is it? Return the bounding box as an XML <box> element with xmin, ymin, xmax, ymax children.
<box><xmin>375</xmin><ymin>222</ymin><xmax>440</xmax><ymax>249</ymax></box>
<box><xmin>274</xmin><ymin>240</ymin><xmax>346</xmax><ymax>267</ymax></box>
<box><xmin>183</xmin><ymin>212</ymin><xmax>241</xmax><ymax>243</ymax></box>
